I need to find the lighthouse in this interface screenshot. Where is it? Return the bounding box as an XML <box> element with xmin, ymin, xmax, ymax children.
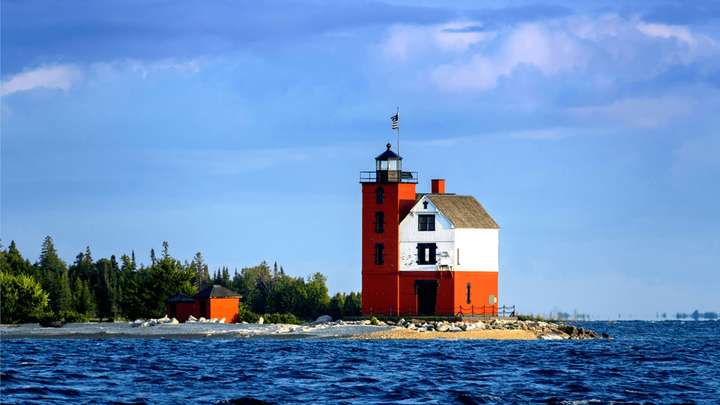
<box><xmin>360</xmin><ymin>144</ymin><xmax>499</xmax><ymax>316</ymax></box>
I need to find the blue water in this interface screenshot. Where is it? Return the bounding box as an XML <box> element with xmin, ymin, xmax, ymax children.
<box><xmin>1</xmin><ymin>321</ymin><xmax>719</xmax><ymax>404</ymax></box>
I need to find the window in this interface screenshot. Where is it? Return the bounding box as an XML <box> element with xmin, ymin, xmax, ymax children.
<box><xmin>418</xmin><ymin>214</ymin><xmax>435</xmax><ymax>231</ymax></box>
<box><xmin>375</xmin><ymin>212</ymin><xmax>384</xmax><ymax>233</ymax></box>
<box><xmin>376</xmin><ymin>187</ymin><xmax>384</xmax><ymax>204</ymax></box>
<box><xmin>374</xmin><ymin>244</ymin><xmax>384</xmax><ymax>265</ymax></box>
<box><xmin>466</xmin><ymin>283</ymin><xmax>471</xmax><ymax>304</ymax></box>
<box><xmin>416</xmin><ymin>243</ymin><xmax>437</xmax><ymax>265</ymax></box>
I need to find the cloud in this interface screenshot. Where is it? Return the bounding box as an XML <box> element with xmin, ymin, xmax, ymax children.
<box><xmin>382</xmin><ymin>22</ymin><xmax>495</xmax><ymax>61</ymax></box>
<box><xmin>430</xmin><ymin>23</ymin><xmax>587</xmax><ymax>91</ymax></box>
<box><xmin>380</xmin><ymin>13</ymin><xmax>720</xmax><ymax>97</ymax></box>
<box><xmin>0</xmin><ymin>0</ymin><xmax>456</xmax><ymax>75</ymax></box>
<box><xmin>1</xmin><ymin>65</ymin><xmax>81</xmax><ymax>96</ymax></box>
<box><xmin>637</xmin><ymin>22</ymin><xmax>696</xmax><ymax>45</ymax></box>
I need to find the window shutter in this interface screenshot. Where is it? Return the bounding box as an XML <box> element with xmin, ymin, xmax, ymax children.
<box><xmin>429</xmin><ymin>244</ymin><xmax>437</xmax><ymax>264</ymax></box>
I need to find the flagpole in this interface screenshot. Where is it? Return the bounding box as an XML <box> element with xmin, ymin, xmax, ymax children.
<box><xmin>396</xmin><ymin>106</ymin><xmax>400</xmax><ymax>159</ymax></box>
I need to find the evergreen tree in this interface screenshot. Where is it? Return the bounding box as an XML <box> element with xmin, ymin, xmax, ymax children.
<box><xmin>3</xmin><ymin>241</ymin><xmax>33</xmax><ymax>276</ymax></box>
<box><xmin>73</xmin><ymin>277</ymin><xmax>95</xmax><ymax>316</ymax></box>
<box><xmin>221</xmin><ymin>266</ymin><xmax>231</xmax><ymax>287</ymax></box>
<box><xmin>302</xmin><ymin>272</ymin><xmax>330</xmax><ymax>318</ymax></box>
<box><xmin>142</xmin><ymin>242</ymin><xmax>195</xmax><ymax>317</ymax></box>
<box><xmin>94</xmin><ymin>258</ymin><xmax>119</xmax><ymax>319</ymax></box>
<box><xmin>190</xmin><ymin>252</ymin><xmax>209</xmax><ymax>288</ymax></box>
<box><xmin>35</xmin><ymin>236</ymin><xmax>72</xmax><ymax>313</ymax></box>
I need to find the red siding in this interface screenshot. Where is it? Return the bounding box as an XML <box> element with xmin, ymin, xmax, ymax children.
<box><xmin>452</xmin><ymin>271</ymin><xmax>499</xmax><ymax>316</ymax></box>
<box><xmin>208</xmin><ymin>297</ymin><xmax>240</xmax><ymax>323</ymax></box>
<box><xmin>361</xmin><ymin>178</ymin><xmax>498</xmax><ymax>317</ymax></box>
<box><xmin>361</xmin><ymin>182</ymin><xmax>416</xmax><ymax>316</ymax></box>
<box><xmin>166</xmin><ymin>302</ymin><xmax>196</xmax><ymax>322</ymax></box>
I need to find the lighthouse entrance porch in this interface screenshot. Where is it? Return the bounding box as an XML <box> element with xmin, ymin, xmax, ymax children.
<box><xmin>415</xmin><ymin>280</ymin><xmax>438</xmax><ymax>316</ymax></box>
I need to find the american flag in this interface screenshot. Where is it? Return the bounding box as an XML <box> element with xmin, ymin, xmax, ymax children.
<box><xmin>391</xmin><ymin>112</ymin><xmax>399</xmax><ymax>130</ymax></box>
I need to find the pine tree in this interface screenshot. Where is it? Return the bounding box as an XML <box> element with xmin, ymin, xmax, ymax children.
<box><xmin>73</xmin><ymin>277</ymin><xmax>95</xmax><ymax>316</ymax></box>
<box><xmin>190</xmin><ymin>252</ymin><xmax>209</xmax><ymax>288</ymax></box>
<box><xmin>221</xmin><ymin>266</ymin><xmax>230</xmax><ymax>287</ymax></box>
<box><xmin>36</xmin><ymin>236</ymin><xmax>71</xmax><ymax>314</ymax></box>
<box><xmin>3</xmin><ymin>241</ymin><xmax>33</xmax><ymax>276</ymax></box>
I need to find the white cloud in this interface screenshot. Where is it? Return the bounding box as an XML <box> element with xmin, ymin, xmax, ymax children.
<box><xmin>1</xmin><ymin>65</ymin><xmax>82</xmax><ymax>96</ymax></box>
<box><xmin>381</xmin><ymin>15</ymin><xmax>720</xmax><ymax>94</ymax></box>
<box><xmin>382</xmin><ymin>22</ymin><xmax>494</xmax><ymax>62</ymax></box>
<box><xmin>637</xmin><ymin>22</ymin><xmax>695</xmax><ymax>45</ymax></box>
<box><xmin>431</xmin><ymin>23</ymin><xmax>587</xmax><ymax>91</ymax></box>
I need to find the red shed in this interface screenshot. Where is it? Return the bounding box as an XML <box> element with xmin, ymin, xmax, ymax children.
<box><xmin>165</xmin><ymin>293</ymin><xmax>196</xmax><ymax>322</ymax></box>
<box><xmin>194</xmin><ymin>285</ymin><xmax>241</xmax><ymax>323</ymax></box>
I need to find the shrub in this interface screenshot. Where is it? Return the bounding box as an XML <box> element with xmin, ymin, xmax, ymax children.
<box><xmin>59</xmin><ymin>310</ymin><xmax>89</xmax><ymax>323</ymax></box>
<box><xmin>0</xmin><ymin>272</ymin><xmax>51</xmax><ymax>324</ymax></box>
<box><xmin>370</xmin><ymin>316</ymin><xmax>379</xmax><ymax>325</ymax></box>
<box><xmin>263</xmin><ymin>313</ymin><xmax>301</xmax><ymax>324</ymax></box>
<box><xmin>237</xmin><ymin>304</ymin><xmax>260</xmax><ymax>323</ymax></box>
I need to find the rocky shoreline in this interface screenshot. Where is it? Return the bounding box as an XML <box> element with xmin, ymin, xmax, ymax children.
<box><xmin>354</xmin><ymin>318</ymin><xmax>609</xmax><ymax>340</ymax></box>
<box><xmin>2</xmin><ymin>315</ymin><xmax>608</xmax><ymax>340</ymax></box>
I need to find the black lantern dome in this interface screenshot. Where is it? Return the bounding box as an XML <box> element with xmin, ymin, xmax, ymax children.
<box><xmin>359</xmin><ymin>143</ymin><xmax>417</xmax><ymax>184</ymax></box>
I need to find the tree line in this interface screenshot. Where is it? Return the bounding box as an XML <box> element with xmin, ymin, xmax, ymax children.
<box><xmin>0</xmin><ymin>236</ymin><xmax>361</xmax><ymax>324</ymax></box>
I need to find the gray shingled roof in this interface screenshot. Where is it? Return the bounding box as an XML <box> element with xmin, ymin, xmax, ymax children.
<box><xmin>427</xmin><ymin>194</ymin><xmax>499</xmax><ymax>229</ymax></box>
<box><xmin>166</xmin><ymin>293</ymin><xmax>195</xmax><ymax>303</ymax></box>
<box><xmin>194</xmin><ymin>285</ymin><xmax>241</xmax><ymax>299</ymax></box>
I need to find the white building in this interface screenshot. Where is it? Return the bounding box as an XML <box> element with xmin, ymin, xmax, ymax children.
<box><xmin>399</xmin><ymin>193</ymin><xmax>499</xmax><ymax>272</ymax></box>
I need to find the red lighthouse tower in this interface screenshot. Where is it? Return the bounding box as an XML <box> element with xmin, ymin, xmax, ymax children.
<box><xmin>360</xmin><ymin>143</ymin><xmax>417</xmax><ymax>316</ymax></box>
<box><xmin>361</xmin><ymin>143</ymin><xmax>500</xmax><ymax>317</ymax></box>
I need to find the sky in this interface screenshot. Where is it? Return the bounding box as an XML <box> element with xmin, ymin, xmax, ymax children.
<box><xmin>2</xmin><ymin>0</ymin><xmax>719</xmax><ymax>319</ymax></box>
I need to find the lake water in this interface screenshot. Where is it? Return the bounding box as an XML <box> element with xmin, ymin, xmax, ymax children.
<box><xmin>1</xmin><ymin>321</ymin><xmax>719</xmax><ymax>404</ymax></box>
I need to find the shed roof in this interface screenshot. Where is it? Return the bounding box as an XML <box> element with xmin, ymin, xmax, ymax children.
<box><xmin>194</xmin><ymin>284</ymin><xmax>241</xmax><ymax>299</ymax></box>
<box><xmin>166</xmin><ymin>293</ymin><xmax>195</xmax><ymax>303</ymax></box>
<box><xmin>426</xmin><ymin>194</ymin><xmax>499</xmax><ymax>229</ymax></box>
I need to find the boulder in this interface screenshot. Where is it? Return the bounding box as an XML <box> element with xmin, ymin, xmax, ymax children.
<box><xmin>540</xmin><ymin>333</ymin><xmax>565</xmax><ymax>340</ymax></box>
<box><xmin>448</xmin><ymin>326</ymin><xmax>463</xmax><ymax>332</ymax></box>
<box><xmin>132</xmin><ymin>319</ymin><xmax>145</xmax><ymax>327</ymax></box>
<box><xmin>169</xmin><ymin>318</ymin><xmax>179</xmax><ymax>325</ymax></box>
<box><xmin>188</xmin><ymin>315</ymin><xmax>198</xmax><ymax>322</ymax></box>
<box><xmin>436</xmin><ymin>323</ymin><xmax>450</xmax><ymax>332</ymax></box>
<box><xmin>257</xmin><ymin>316</ymin><xmax>264</xmax><ymax>325</ymax></box>
<box><xmin>313</xmin><ymin>315</ymin><xmax>333</xmax><ymax>324</ymax></box>
<box><xmin>218</xmin><ymin>318</ymin><xmax>226</xmax><ymax>324</ymax></box>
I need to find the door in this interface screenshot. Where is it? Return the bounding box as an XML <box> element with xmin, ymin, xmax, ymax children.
<box><xmin>416</xmin><ymin>280</ymin><xmax>437</xmax><ymax>316</ymax></box>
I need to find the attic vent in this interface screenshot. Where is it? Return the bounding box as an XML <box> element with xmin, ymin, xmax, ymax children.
<box><xmin>423</xmin><ymin>201</ymin><xmax>429</xmax><ymax>209</ymax></box>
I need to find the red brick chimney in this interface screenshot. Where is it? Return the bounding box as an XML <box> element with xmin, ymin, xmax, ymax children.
<box><xmin>431</xmin><ymin>179</ymin><xmax>445</xmax><ymax>194</ymax></box>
